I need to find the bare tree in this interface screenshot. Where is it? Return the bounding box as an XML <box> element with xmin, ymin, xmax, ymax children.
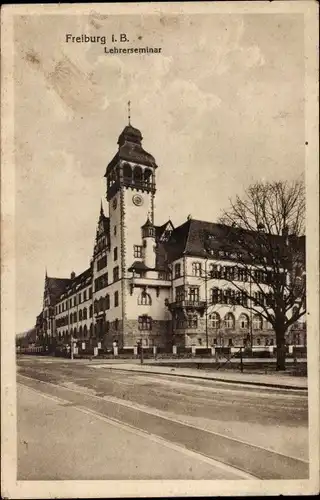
<box><xmin>213</xmin><ymin>179</ymin><xmax>306</xmax><ymax>371</ymax></box>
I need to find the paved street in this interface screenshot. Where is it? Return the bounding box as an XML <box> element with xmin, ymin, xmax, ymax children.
<box><xmin>17</xmin><ymin>356</ymin><xmax>309</xmax><ymax>480</ymax></box>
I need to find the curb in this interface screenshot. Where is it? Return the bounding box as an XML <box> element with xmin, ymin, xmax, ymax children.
<box><xmin>104</xmin><ymin>366</ymin><xmax>308</xmax><ymax>391</ymax></box>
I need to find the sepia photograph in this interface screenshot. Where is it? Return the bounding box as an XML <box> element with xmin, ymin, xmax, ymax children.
<box><xmin>1</xmin><ymin>1</ymin><xmax>319</xmax><ymax>498</ymax></box>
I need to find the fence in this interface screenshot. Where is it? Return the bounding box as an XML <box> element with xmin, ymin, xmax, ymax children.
<box><xmin>17</xmin><ymin>343</ymin><xmax>307</xmax><ymax>360</ymax></box>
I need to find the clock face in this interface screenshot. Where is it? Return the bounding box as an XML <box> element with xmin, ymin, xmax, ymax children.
<box><xmin>132</xmin><ymin>194</ymin><xmax>143</xmax><ymax>206</ymax></box>
<box><xmin>112</xmin><ymin>198</ymin><xmax>117</xmax><ymax>210</ymax></box>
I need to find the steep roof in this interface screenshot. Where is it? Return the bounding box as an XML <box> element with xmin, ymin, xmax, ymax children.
<box><xmin>163</xmin><ymin>218</ymin><xmax>294</xmax><ymax>264</ymax></box>
<box><xmin>105</xmin><ymin>125</ymin><xmax>157</xmax><ymax>176</ymax></box>
<box><xmin>45</xmin><ymin>277</ymin><xmax>71</xmax><ymax>303</ymax></box>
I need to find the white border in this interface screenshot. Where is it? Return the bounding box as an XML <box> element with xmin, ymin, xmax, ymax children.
<box><xmin>1</xmin><ymin>1</ymin><xmax>319</xmax><ymax>498</ymax></box>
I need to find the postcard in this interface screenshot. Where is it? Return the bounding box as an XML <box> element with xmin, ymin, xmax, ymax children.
<box><xmin>1</xmin><ymin>1</ymin><xmax>319</xmax><ymax>498</ymax></box>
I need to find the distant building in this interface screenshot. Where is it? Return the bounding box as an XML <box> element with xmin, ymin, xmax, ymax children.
<box><xmin>35</xmin><ymin>123</ymin><xmax>306</xmax><ymax>349</ymax></box>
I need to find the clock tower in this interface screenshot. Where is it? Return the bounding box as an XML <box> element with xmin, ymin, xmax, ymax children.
<box><xmin>104</xmin><ymin>123</ymin><xmax>158</xmax><ymax>345</ymax></box>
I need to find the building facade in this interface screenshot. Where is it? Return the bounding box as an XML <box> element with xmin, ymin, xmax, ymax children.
<box><xmin>36</xmin><ymin>123</ymin><xmax>306</xmax><ymax>350</ymax></box>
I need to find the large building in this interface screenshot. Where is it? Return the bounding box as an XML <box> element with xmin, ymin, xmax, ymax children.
<box><xmin>35</xmin><ymin>123</ymin><xmax>306</xmax><ymax>351</ymax></box>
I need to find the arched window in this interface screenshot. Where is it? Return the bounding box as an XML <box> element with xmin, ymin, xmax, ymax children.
<box><xmin>73</xmin><ymin>312</ymin><xmax>77</xmax><ymax>323</ymax></box>
<box><xmin>123</xmin><ymin>163</ymin><xmax>132</xmax><ymax>180</ymax></box>
<box><xmin>89</xmin><ymin>305</ymin><xmax>93</xmax><ymax>318</ymax></box>
<box><xmin>94</xmin><ymin>300</ymin><xmax>99</xmax><ymax>314</ymax></box>
<box><xmin>209</xmin><ymin>312</ymin><xmax>220</xmax><ymax>329</ymax></box>
<box><xmin>90</xmin><ymin>324</ymin><xmax>93</xmax><ymax>337</ymax></box>
<box><xmin>138</xmin><ymin>291</ymin><xmax>152</xmax><ymax>306</ymax></box>
<box><xmin>83</xmin><ymin>325</ymin><xmax>88</xmax><ymax>338</ymax></box>
<box><xmin>239</xmin><ymin>313</ymin><xmax>249</xmax><ymax>329</ymax></box>
<box><xmin>192</xmin><ymin>262</ymin><xmax>202</xmax><ymax>277</ymax></box>
<box><xmin>253</xmin><ymin>314</ymin><xmax>263</xmax><ymax>330</ymax></box>
<box><xmin>79</xmin><ymin>325</ymin><xmax>83</xmax><ymax>338</ymax></box>
<box><xmin>133</xmin><ymin>166</ymin><xmax>143</xmax><ymax>184</ymax></box>
<box><xmin>224</xmin><ymin>313</ymin><xmax>235</xmax><ymax>329</ymax></box>
<box><xmin>73</xmin><ymin>327</ymin><xmax>78</xmax><ymax>339</ymax></box>
<box><xmin>144</xmin><ymin>168</ymin><xmax>152</xmax><ymax>184</ymax></box>
<box><xmin>79</xmin><ymin>309</ymin><xmax>83</xmax><ymax>321</ymax></box>
<box><xmin>83</xmin><ymin>308</ymin><xmax>87</xmax><ymax>320</ymax></box>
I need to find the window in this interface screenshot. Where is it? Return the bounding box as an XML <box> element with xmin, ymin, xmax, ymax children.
<box><xmin>83</xmin><ymin>308</ymin><xmax>87</xmax><ymax>320</ymax></box>
<box><xmin>253</xmin><ymin>315</ymin><xmax>263</xmax><ymax>330</ymax></box>
<box><xmin>114</xmin><ymin>225</ymin><xmax>117</xmax><ymax>236</ymax></box>
<box><xmin>224</xmin><ymin>313</ymin><xmax>235</xmax><ymax>329</ymax></box>
<box><xmin>105</xmin><ymin>294</ymin><xmax>110</xmax><ymax>310</ymax></box>
<box><xmin>187</xmin><ymin>287</ymin><xmax>199</xmax><ymax>302</ymax></box>
<box><xmin>209</xmin><ymin>264</ymin><xmax>221</xmax><ymax>279</ymax></box>
<box><xmin>79</xmin><ymin>309</ymin><xmax>83</xmax><ymax>321</ymax></box>
<box><xmin>209</xmin><ymin>312</ymin><xmax>220</xmax><ymax>329</ymax></box>
<box><xmin>192</xmin><ymin>262</ymin><xmax>202</xmax><ymax>277</ymax></box>
<box><xmin>239</xmin><ymin>313</ymin><xmax>249</xmax><ymax>329</ymax></box>
<box><xmin>73</xmin><ymin>297</ymin><xmax>77</xmax><ymax>307</ymax></box>
<box><xmin>114</xmin><ymin>247</ymin><xmax>118</xmax><ymax>261</ymax></box>
<box><xmin>94</xmin><ymin>299</ymin><xmax>99</xmax><ymax>314</ymax></box>
<box><xmin>114</xmin><ymin>291</ymin><xmax>119</xmax><ymax>307</ymax></box>
<box><xmin>228</xmin><ymin>338</ymin><xmax>233</xmax><ymax>346</ymax></box>
<box><xmin>187</xmin><ymin>314</ymin><xmax>198</xmax><ymax>329</ymax></box>
<box><xmin>213</xmin><ymin>338</ymin><xmax>217</xmax><ymax>345</ymax></box>
<box><xmin>115</xmin><ymin>318</ymin><xmax>119</xmax><ymax>330</ymax></box>
<box><xmin>89</xmin><ymin>288</ymin><xmax>92</xmax><ymax>299</ymax></box>
<box><xmin>138</xmin><ymin>292</ymin><xmax>152</xmax><ymax>305</ymax></box>
<box><xmin>138</xmin><ymin>315</ymin><xmax>152</xmax><ymax>331</ymax></box>
<box><xmin>174</xmin><ymin>263</ymin><xmax>181</xmax><ymax>278</ymax></box>
<box><xmin>97</xmin><ymin>255</ymin><xmax>107</xmax><ymax>271</ymax></box>
<box><xmin>158</xmin><ymin>271</ymin><xmax>170</xmax><ymax>280</ymax></box>
<box><xmin>175</xmin><ymin>285</ymin><xmax>185</xmax><ymax>302</ymax></box>
<box><xmin>106</xmin><ymin>321</ymin><xmax>110</xmax><ymax>332</ymax></box>
<box><xmin>211</xmin><ymin>287</ymin><xmax>220</xmax><ymax>304</ymax></box>
<box><xmin>78</xmin><ymin>293</ymin><xmax>82</xmax><ymax>304</ymax></box>
<box><xmin>83</xmin><ymin>290</ymin><xmax>87</xmax><ymax>301</ymax></box>
<box><xmin>134</xmin><ymin>245</ymin><xmax>143</xmax><ymax>258</ymax></box>
<box><xmin>238</xmin><ymin>268</ymin><xmax>247</xmax><ymax>282</ymax></box>
<box><xmin>89</xmin><ymin>305</ymin><xmax>93</xmax><ymax>318</ymax></box>
<box><xmin>113</xmin><ymin>266</ymin><xmax>119</xmax><ymax>282</ymax></box>
<box><xmin>224</xmin><ymin>266</ymin><xmax>235</xmax><ymax>280</ymax></box>
<box><xmin>198</xmin><ymin>338</ymin><xmax>202</xmax><ymax>345</ymax></box>
<box><xmin>223</xmin><ymin>288</ymin><xmax>236</xmax><ymax>305</ymax></box>
<box><xmin>256</xmin><ymin>338</ymin><xmax>261</xmax><ymax>345</ymax></box>
<box><xmin>270</xmin><ymin>338</ymin><xmax>274</xmax><ymax>346</ymax></box>
<box><xmin>253</xmin><ymin>291</ymin><xmax>265</xmax><ymax>307</ymax></box>
<box><xmin>99</xmin><ymin>297</ymin><xmax>104</xmax><ymax>311</ymax></box>
<box><xmin>95</xmin><ymin>272</ymin><xmax>108</xmax><ymax>292</ymax></box>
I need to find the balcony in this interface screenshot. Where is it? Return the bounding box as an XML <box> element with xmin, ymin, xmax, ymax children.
<box><xmin>129</xmin><ymin>275</ymin><xmax>171</xmax><ymax>294</ymax></box>
<box><xmin>166</xmin><ymin>299</ymin><xmax>207</xmax><ymax>314</ymax></box>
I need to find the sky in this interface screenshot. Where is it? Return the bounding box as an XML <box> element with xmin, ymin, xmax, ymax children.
<box><xmin>14</xmin><ymin>12</ymin><xmax>305</xmax><ymax>333</ymax></box>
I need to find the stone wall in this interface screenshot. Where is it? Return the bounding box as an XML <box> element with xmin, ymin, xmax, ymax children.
<box><xmin>123</xmin><ymin>319</ymin><xmax>172</xmax><ymax>348</ymax></box>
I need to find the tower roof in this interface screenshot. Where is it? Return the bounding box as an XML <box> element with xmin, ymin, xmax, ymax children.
<box><xmin>117</xmin><ymin>125</ymin><xmax>143</xmax><ymax>147</ymax></box>
<box><xmin>105</xmin><ymin>124</ymin><xmax>158</xmax><ymax>176</ymax></box>
<box><xmin>141</xmin><ymin>216</ymin><xmax>154</xmax><ymax>229</ymax></box>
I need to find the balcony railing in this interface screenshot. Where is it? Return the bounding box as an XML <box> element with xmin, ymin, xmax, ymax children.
<box><xmin>167</xmin><ymin>299</ymin><xmax>207</xmax><ymax>310</ymax></box>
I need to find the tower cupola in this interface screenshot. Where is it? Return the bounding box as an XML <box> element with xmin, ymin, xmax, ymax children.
<box><xmin>142</xmin><ymin>217</ymin><xmax>156</xmax><ymax>239</ymax></box>
<box><xmin>142</xmin><ymin>217</ymin><xmax>156</xmax><ymax>268</ymax></box>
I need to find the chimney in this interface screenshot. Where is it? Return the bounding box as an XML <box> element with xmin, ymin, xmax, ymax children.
<box><xmin>70</xmin><ymin>271</ymin><xmax>76</xmax><ymax>280</ymax></box>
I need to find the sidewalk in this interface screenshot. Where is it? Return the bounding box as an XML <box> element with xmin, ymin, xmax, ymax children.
<box><xmin>92</xmin><ymin>361</ymin><xmax>308</xmax><ymax>390</ymax></box>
